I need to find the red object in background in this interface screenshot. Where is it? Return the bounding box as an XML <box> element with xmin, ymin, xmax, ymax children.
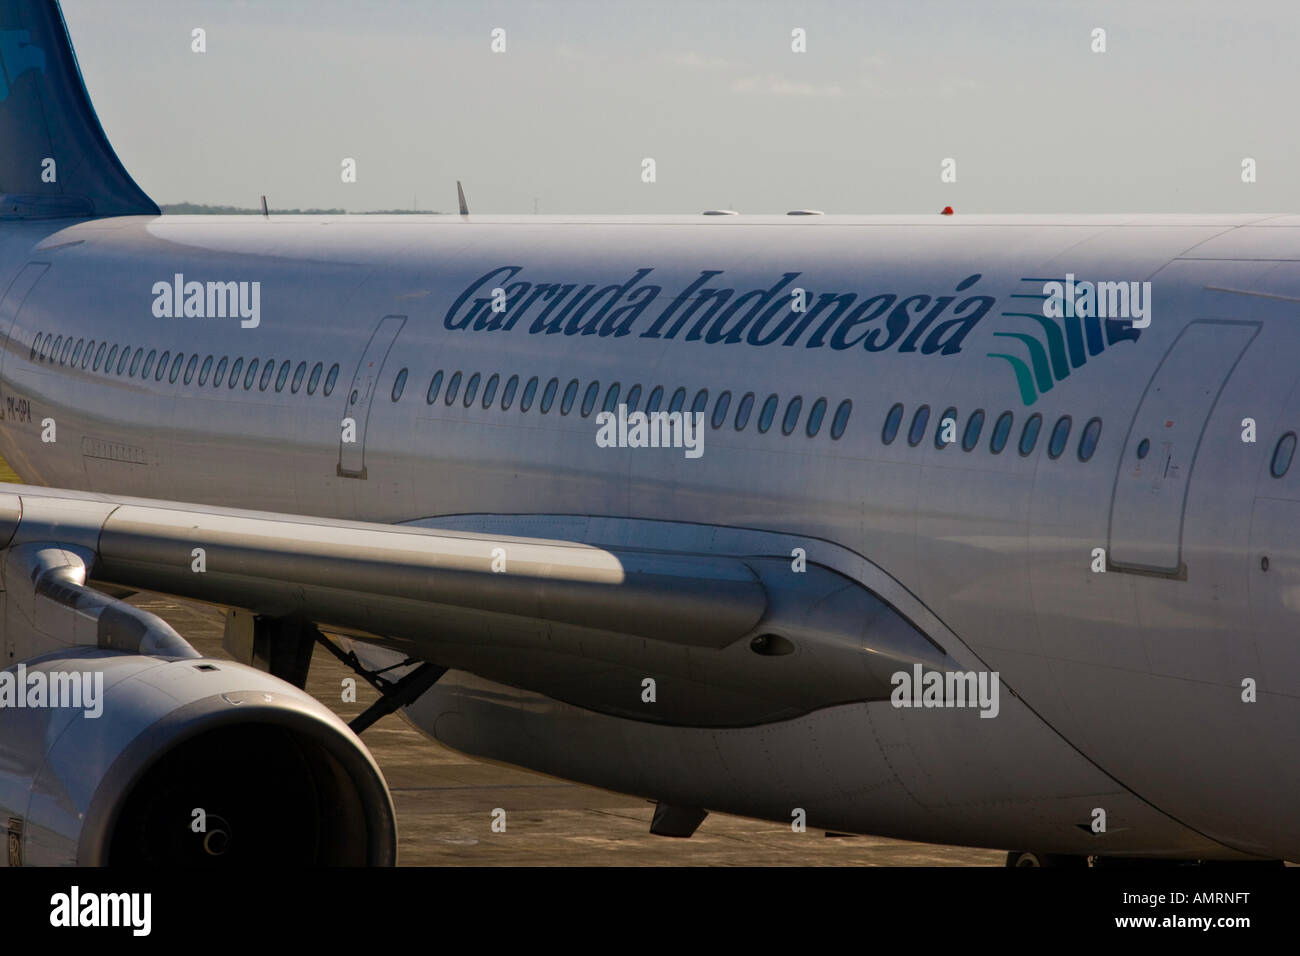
<box><xmin>941</xmin><ymin>206</ymin><xmax>954</xmax><ymax>215</ymax></box>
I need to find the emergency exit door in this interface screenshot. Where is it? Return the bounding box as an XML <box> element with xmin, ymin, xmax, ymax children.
<box><xmin>337</xmin><ymin>314</ymin><xmax>405</xmax><ymax>479</ymax></box>
<box><xmin>1108</xmin><ymin>320</ymin><xmax>1258</xmax><ymax>574</ymax></box>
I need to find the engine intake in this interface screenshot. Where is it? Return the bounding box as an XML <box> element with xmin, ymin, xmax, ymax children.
<box><xmin>0</xmin><ymin>651</ymin><xmax>396</xmax><ymax>866</ymax></box>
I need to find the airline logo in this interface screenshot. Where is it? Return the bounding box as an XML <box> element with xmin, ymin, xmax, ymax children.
<box><xmin>445</xmin><ymin>266</ymin><xmax>996</xmax><ymax>354</ymax></box>
<box><xmin>0</xmin><ymin>30</ymin><xmax>44</xmax><ymax>102</ymax></box>
<box><xmin>988</xmin><ymin>275</ymin><xmax>1145</xmax><ymax>405</ymax></box>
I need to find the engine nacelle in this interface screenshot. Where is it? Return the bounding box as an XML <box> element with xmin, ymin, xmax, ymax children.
<box><xmin>0</xmin><ymin>650</ymin><xmax>396</xmax><ymax>866</ymax></box>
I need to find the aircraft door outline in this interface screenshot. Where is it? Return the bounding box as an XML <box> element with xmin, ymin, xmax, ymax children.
<box><xmin>338</xmin><ymin>314</ymin><xmax>406</xmax><ymax>479</ymax></box>
<box><xmin>1107</xmin><ymin>319</ymin><xmax>1259</xmax><ymax>576</ymax></box>
<box><xmin>0</xmin><ymin>262</ymin><xmax>51</xmax><ymax>415</ymax></box>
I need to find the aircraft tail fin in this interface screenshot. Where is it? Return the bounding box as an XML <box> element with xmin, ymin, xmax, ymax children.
<box><xmin>0</xmin><ymin>0</ymin><xmax>158</xmax><ymax>219</ymax></box>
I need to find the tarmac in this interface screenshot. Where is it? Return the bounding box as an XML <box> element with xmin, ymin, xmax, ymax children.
<box><xmin>133</xmin><ymin>590</ymin><xmax>1003</xmax><ymax>866</ymax></box>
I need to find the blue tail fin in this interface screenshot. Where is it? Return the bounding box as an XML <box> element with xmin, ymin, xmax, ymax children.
<box><xmin>0</xmin><ymin>0</ymin><xmax>157</xmax><ymax>219</ymax></box>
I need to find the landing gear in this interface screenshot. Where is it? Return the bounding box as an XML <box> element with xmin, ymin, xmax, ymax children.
<box><xmin>1006</xmin><ymin>850</ymin><xmax>1089</xmax><ymax>867</ymax></box>
<box><xmin>222</xmin><ymin>609</ymin><xmax>445</xmax><ymax>734</ymax></box>
<box><xmin>313</xmin><ymin>632</ymin><xmax>445</xmax><ymax>733</ymax></box>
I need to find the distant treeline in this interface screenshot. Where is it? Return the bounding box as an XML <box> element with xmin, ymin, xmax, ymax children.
<box><xmin>161</xmin><ymin>202</ymin><xmax>441</xmax><ymax>215</ymax></box>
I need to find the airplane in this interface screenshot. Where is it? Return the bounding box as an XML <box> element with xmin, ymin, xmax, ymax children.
<box><xmin>1</xmin><ymin>0</ymin><xmax>1298</xmax><ymax>867</ymax></box>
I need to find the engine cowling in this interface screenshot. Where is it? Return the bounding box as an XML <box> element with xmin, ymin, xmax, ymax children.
<box><xmin>0</xmin><ymin>650</ymin><xmax>396</xmax><ymax>866</ymax></box>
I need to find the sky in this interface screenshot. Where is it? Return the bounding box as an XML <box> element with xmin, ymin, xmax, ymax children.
<box><xmin>58</xmin><ymin>0</ymin><xmax>1300</xmax><ymax>215</ymax></box>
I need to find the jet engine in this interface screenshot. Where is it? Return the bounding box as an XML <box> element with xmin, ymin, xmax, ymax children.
<box><xmin>0</xmin><ymin>650</ymin><xmax>396</xmax><ymax>866</ymax></box>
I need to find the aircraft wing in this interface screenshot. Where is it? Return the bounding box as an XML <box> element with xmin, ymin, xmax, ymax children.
<box><xmin>0</xmin><ymin>483</ymin><xmax>955</xmax><ymax>727</ymax></box>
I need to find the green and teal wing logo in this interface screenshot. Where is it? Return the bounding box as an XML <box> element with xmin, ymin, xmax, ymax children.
<box><xmin>0</xmin><ymin>29</ymin><xmax>45</xmax><ymax>103</ymax></box>
<box><xmin>988</xmin><ymin>276</ymin><xmax>1143</xmax><ymax>406</ymax></box>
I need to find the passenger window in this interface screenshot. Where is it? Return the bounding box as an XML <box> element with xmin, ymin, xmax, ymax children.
<box><xmin>391</xmin><ymin>368</ymin><xmax>408</xmax><ymax>401</ymax></box>
<box><xmin>29</xmin><ymin>334</ymin><xmax>39</xmax><ymax>361</ymax></box>
<box><xmin>307</xmin><ymin>362</ymin><xmax>323</xmax><ymax>395</ymax></box>
<box><xmin>142</xmin><ymin>349</ymin><xmax>157</xmax><ymax>379</ymax></box>
<box><xmin>227</xmin><ymin>357</ymin><xmax>244</xmax><ymax>387</ymax></box>
<box><xmin>540</xmin><ymin>377</ymin><xmax>559</xmax><ymax>413</ymax></box>
<box><xmin>781</xmin><ymin>396</ymin><xmax>803</xmax><ymax>435</ymax></box>
<box><xmin>602</xmin><ymin>382</ymin><xmax>620</xmax><ymax>414</ymax></box>
<box><xmin>291</xmin><ymin>361</ymin><xmax>306</xmax><ymax>393</ymax></box>
<box><xmin>691</xmin><ymin>389</ymin><xmax>709</xmax><ymax>416</ymax></box>
<box><xmin>426</xmin><ymin>370</ymin><xmax>443</xmax><ymax>404</ymax></box>
<box><xmin>1078</xmin><ymin>418</ymin><xmax>1102</xmax><ymax>462</ymax></box>
<box><xmin>274</xmin><ymin>360</ymin><xmax>290</xmax><ymax>391</ymax></box>
<box><xmin>51</xmin><ymin>336</ymin><xmax>62</xmax><ymax>362</ymax></box>
<box><xmin>169</xmin><ymin>353</ymin><xmax>184</xmax><ymax>383</ymax></box>
<box><xmin>935</xmin><ymin>407</ymin><xmax>957</xmax><ymax>449</ymax></box>
<box><xmin>990</xmin><ymin>411</ymin><xmax>1013</xmax><ymax>454</ymax></box>
<box><xmin>735</xmin><ymin>392</ymin><xmax>755</xmax><ymax>430</ymax></box>
<box><xmin>581</xmin><ymin>381</ymin><xmax>600</xmax><ymax>416</ymax></box>
<box><xmin>501</xmin><ymin>375</ymin><xmax>519</xmax><ymax>409</ymax></box>
<box><xmin>645</xmin><ymin>386</ymin><xmax>664</xmax><ymax>412</ymax></box>
<box><xmin>882</xmin><ymin>403</ymin><xmax>904</xmax><ymax>444</ymax></box>
<box><xmin>962</xmin><ymin>409</ymin><xmax>985</xmax><ymax>451</ymax></box>
<box><xmin>129</xmin><ymin>348</ymin><xmax>144</xmax><ymax>377</ymax></box>
<box><xmin>624</xmin><ymin>384</ymin><xmax>641</xmax><ymax>412</ymax></box>
<box><xmin>482</xmin><ymin>373</ymin><xmax>499</xmax><ymax>408</ymax></box>
<box><xmin>907</xmin><ymin>405</ymin><xmax>930</xmax><ymax>447</ymax></box>
<box><xmin>444</xmin><ymin>371</ymin><xmax>463</xmax><ymax>404</ymax></box>
<box><xmin>245</xmin><ymin>358</ymin><xmax>261</xmax><ymax>389</ymax></box>
<box><xmin>183</xmin><ymin>354</ymin><xmax>198</xmax><ymax>384</ymax></box>
<box><xmin>60</xmin><ymin>337</ymin><xmax>72</xmax><ymax>364</ymax></box>
<box><xmin>757</xmin><ymin>394</ymin><xmax>779</xmax><ymax>433</ymax></box>
<box><xmin>323</xmin><ymin>363</ymin><xmax>340</xmax><ymax>397</ymax></box>
<box><xmin>805</xmin><ymin>397</ymin><xmax>827</xmax><ymax>437</ymax></box>
<box><xmin>214</xmin><ymin>356</ymin><xmax>230</xmax><ymax>387</ymax></box>
<box><xmin>521</xmin><ymin>376</ymin><xmax>539</xmax><ymax>411</ymax></box>
<box><xmin>1019</xmin><ymin>413</ymin><xmax>1043</xmax><ymax>455</ymax></box>
<box><xmin>669</xmin><ymin>388</ymin><xmax>686</xmax><ymax>414</ymax></box>
<box><xmin>94</xmin><ymin>342</ymin><xmax>107</xmax><ymax>371</ymax></box>
<box><xmin>154</xmin><ymin>350</ymin><xmax>169</xmax><ymax>380</ymax></box>
<box><xmin>520</xmin><ymin>375</ymin><xmax>540</xmax><ymax>411</ymax></box>
<box><xmin>561</xmin><ymin>379</ymin><xmax>579</xmax><ymax>415</ymax></box>
<box><xmin>1047</xmin><ymin>416</ymin><xmax>1072</xmax><ymax>459</ymax></box>
<box><xmin>258</xmin><ymin>360</ymin><xmax>274</xmax><ymax>391</ymax></box>
<box><xmin>199</xmin><ymin>355</ymin><xmax>213</xmax><ymax>385</ymax></box>
<box><xmin>1271</xmin><ymin>432</ymin><xmax>1296</xmax><ymax>478</ymax></box>
<box><xmin>72</xmin><ymin>339</ymin><xmax>84</xmax><ymax>365</ymax></box>
<box><xmin>118</xmin><ymin>346</ymin><xmax>133</xmax><ymax>375</ymax></box>
<box><xmin>830</xmin><ymin>400</ymin><xmax>851</xmax><ymax>440</ymax></box>
<box><xmin>712</xmin><ymin>390</ymin><xmax>731</xmax><ymax>428</ymax></box>
<box><xmin>82</xmin><ymin>340</ymin><xmax>96</xmax><ymax>370</ymax></box>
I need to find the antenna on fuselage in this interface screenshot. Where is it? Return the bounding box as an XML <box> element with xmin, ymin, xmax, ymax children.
<box><xmin>457</xmin><ymin>181</ymin><xmax>469</xmax><ymax>216</ymax></box>
<box><xmin>260</xmin><ymin>195</ymin><xmax>269</xmax><ymax>218</ymax></box>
